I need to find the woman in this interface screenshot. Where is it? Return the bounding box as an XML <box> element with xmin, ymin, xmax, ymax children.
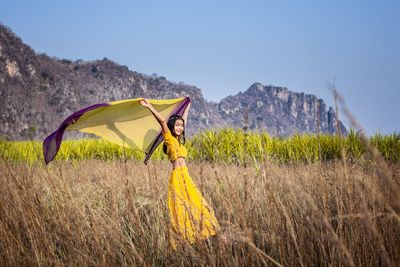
<box><xmin>139</xmin><ymin>99</ymin><xmax>219</xmax><ymax>248</ymax></box>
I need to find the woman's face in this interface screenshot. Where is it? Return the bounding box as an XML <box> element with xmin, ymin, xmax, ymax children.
<box><xmin>173</xmin><ymin>119</ymin><xmax>184</xmax><ymax>137</ymax></box>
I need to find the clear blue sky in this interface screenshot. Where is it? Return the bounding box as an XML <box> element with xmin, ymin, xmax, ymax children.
<box><xmin>1</xmin><ymin>0</ymin><xmax>399</xmax><ymax>134</ymax></box>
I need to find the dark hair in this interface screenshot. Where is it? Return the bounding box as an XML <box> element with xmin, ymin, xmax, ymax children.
<box><xmin>163</xmin><ymin>115</ymin><xmax>185</xmax><ymax>154</ymax></box>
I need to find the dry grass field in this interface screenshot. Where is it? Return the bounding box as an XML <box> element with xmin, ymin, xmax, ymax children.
<box><xmin>1</xmin><ymin>156</ymin><xmax>399</xmax><ymax>266</ymax></box>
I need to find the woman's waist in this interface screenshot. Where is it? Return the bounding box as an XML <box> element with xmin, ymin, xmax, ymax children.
<box><xmin>172</xmin><ymin>157</ymin><xmax>186</xmax><ymax>169</ymax></box>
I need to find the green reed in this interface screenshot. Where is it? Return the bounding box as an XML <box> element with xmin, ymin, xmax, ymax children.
<box><xmin>1</xmin><ymin>129</ymin><xmax>399</xmax><ymax>164</ymax></box>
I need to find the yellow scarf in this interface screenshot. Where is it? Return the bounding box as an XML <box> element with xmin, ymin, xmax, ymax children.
<box><xmin>43</xmin><ymin>97</ymin><xmax>191</xmax><ymax>164</ymax></box>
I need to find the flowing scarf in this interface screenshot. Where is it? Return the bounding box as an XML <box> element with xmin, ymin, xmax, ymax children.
<box><xmin>43</xmin><ymin>97</ymin><xmax>191</xmax><ymax>164</ymax></box>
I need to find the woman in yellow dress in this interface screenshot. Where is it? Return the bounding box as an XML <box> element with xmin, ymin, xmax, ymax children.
<box><xmin>139</xmin><ymin>99</ymin><xmax>219</xmax><ymax>247</ymax></box>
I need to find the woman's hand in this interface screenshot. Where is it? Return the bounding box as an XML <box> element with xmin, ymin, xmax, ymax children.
<box><xmin>139</xmin><ymin>98</ymin><xmax>168</xmax><ymax>133</ymax></box>
<box><xmin>139</xmin><ymin>99</ymin><xmax>151</xmax><ymax>108</ymax></box>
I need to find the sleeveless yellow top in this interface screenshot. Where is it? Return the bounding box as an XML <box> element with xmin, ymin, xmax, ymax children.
<box><xmin>163</xmin><ymin>129</ymin><xmax>187</xmax><ymax>162</ymax></box>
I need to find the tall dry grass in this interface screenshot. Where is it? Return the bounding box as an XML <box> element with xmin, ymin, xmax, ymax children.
<box><xmin>1</xmin><ymin>157</ymin><xmax>399</xmax><ymax>266</ymax></box>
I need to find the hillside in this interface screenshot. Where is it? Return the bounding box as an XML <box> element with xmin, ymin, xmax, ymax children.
<box><xmin>0</xmin><ymin>24</ymin><xmax>346</xmax><ymax>140</ymax></box>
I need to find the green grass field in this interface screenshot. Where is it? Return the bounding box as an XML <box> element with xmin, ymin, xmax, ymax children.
<box><xmin>1</xmin><ymin>129</ymin><xmax>399</xmax><ymax>164</ymax></box>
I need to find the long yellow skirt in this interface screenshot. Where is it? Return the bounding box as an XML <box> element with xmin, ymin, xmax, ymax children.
<box><xmin>168</xmin><ymin>166</ymin><xmax>219</xmax><ymax>247</ymax></box>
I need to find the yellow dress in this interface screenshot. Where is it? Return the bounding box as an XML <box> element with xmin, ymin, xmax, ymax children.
<box><xmin>163</xmin><ymin>129</ymin><xmax>219</xmax><ymax>246</ymax></box>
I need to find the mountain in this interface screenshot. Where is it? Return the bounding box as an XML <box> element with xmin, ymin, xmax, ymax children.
<box><xmin>219</xmin><ymin>83</ymin><xmax>347</xmax><ymax>135</ymax></box>
<box><xmin>0</xmin><ymin>24</ymin><xmax>346</xmax><ymax>140</ymax></box>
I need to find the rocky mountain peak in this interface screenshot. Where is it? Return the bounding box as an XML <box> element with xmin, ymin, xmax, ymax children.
<box><xmin>218</xmin><ymin>83</ymin><xmax>347</xmax><ymax>135</ymax></box>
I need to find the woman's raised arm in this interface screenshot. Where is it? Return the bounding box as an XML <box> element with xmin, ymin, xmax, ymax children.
<box><xmin>139</xmin><ymin>99</ymin><xmax>169</xmax><ymax>134</ymax></box>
